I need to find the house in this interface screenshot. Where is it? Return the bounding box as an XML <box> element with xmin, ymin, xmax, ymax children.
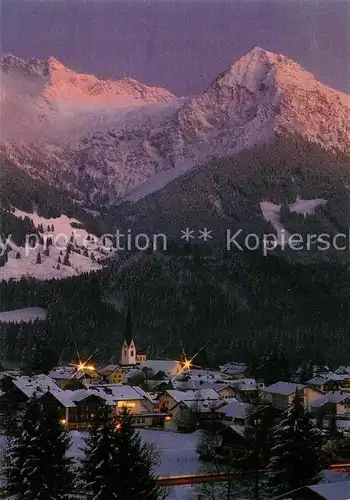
<box><xmin>262</xmin><ymin>382</ymin><xmax>306</xmax><ymax>411</ymax></box>
<box><xmin>274</xmin><ymin>481</ymin><xmax>350</xmax><ymax>499</ymax></box>
<box><xmin>48</xmin><ymin>365</ymin><xmax>102</xmax><ymax>388</ymax></box>
<box><xmin>38</xmin><ymin>390</ymin><xmax>78</xmax><ymax>425</ymax></box>
<box><xmin>310</xmin><ymin>391</ymin><xmax>350</xmax><ymax>431</ymax></box>
<box><xmin>101</xmin><ymin>365</ymin><xmax>125</xmax><ymax>384</ymax></box>
<box><xmin>306</xmin><ymin>373</ymin><xmax>345</xmax><ymax>393</ymax></box>
<box><xmin>334</xmin><ymin>365</ymin><xmax>350</xmax><ymax>375</ymax></box>
<box><xmin>138</xmin><ymin>360</ymin><xmax>182</xmax><ymax>378</ymax></box>
<box><xmin>157</xmin><ymin>388</ymin><xmax>221</xmax><ymax>413</ymax></box>
<box><xmin>173</xmin><ymin>380</ymin><xmax>235</xmax><ymax>399</ymax></box>
<box><xmin>84</xmin><ymin>383</ymin><xmax>167</xmax><ymax>427</ymax></box>
<box><xmin>216</xmin><ymin>400</ymin><xmax>255</xmax><ymax>427</ymax></box>
<box><xmin>169</xmin><ymin>398</ymin><xmax>219</xmax><ymax>430</ymax></box>
<box><xmin>228</xmin><ymin>379</ymin><xmax>265</xmax><ymax>403</ymax></box>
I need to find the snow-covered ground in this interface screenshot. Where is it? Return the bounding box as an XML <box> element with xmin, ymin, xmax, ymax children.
<box><xmin>260</xmin><ymin>197</ymin><xmax>327</xmax><ymax>245</ymax></box>
<box><xmin>0</xmin><ymin>307</ymin><xmax>47</xmax><ymax>323</ymax></box>
<box><xmin>289</xmin><ymin>197</ymin><xmax>327</xmax><ymax>215</ymax></box>
<box><xmin>0</xmin><ymin>209</ymin><xmax>114</xmax><ymax>281</ymax></box>
<box><xmin>0</xmin><ymin>431</ymin><xmax>349</xmax><ymax>499</ymax></box>
<box><xmin>69</xmin><ymin>429</ymin><xmax>201</xmax><ymax>476</ymax></box>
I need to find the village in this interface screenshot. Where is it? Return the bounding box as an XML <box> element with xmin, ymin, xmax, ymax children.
<box><xmin>1</xmin><ymin>333</ymin><xmax>350</xmax><ymax>441</ymax></box>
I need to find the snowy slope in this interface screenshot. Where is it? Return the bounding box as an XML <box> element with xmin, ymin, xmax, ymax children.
<box><xmin>0</xmin><ymin>210</ymin><xmax>112</xmax><ymax>281</ymax></box>
<box><xmin>260</xmin><ymin>197</ymin><xmax>328</xmax><ymax>245</ymax></box>
<box><xmin>0</xmin><ymin>307</ymin><xmax>47</xmax><ymax>323</ymax></box>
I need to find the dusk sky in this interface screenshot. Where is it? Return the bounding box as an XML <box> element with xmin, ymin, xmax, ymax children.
<box><xmin>1</xmin><ymin>0</ymin><xmax>349</xmax><ymax>95</ymax></box>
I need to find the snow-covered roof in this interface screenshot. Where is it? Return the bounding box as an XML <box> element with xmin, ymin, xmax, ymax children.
<box><xmin>334</xmin><ymin>366</ymin><xmax>350</xmax><ymax>374</ymax></box>
<box><xmin>229</xmin><ymin>379</ymin><xmax>260</xmax><ymax>391</ymax></box>
<box><xmin>132</xmin><ymin>386</ymin><xmax>157</xmax><ymax>404</ymax></box>
<box><xmin>307</xmin><ymin>481</ymin><xmax>350</xmax><ymax>499</ymax></box>
<box><xmin>48</xmin><ymin>366</ymin><xmax>77</xmax><ymax>379</ymax></box>
<box><xmin>180</xmin><ymin>399</ymin><xmax>219</xmax><ymax>412</ymax></box>
<box><xmin>173</xmin><ymin>380</ymin><xmax>229</xmax><ymax>391</ymax></box>
<box><xmin>13</xmin><ymin>375</ymin><xmax>61</xmax><ymax>398</ymax></box>
<box><xmin>307</xmin><ymin>373</ymin><xmax>344</xmax><ymax>385</ymax></box>
<box><xmin>46</xmin><ymin>390</ymin><xmax>76</xmax><ymax>408</ymax></box>
<box><xmin>138</xmin><ymin>360</ymin><xmax>182</xmax><ymax>376</ymax></box>
<box><xmin>86</xmin><ymin>384</ymin><xmax>145</xmax><ymax>402</ymax></box>
<box><xmin>263</xmin><ymin>381</ymin><xmax>305</xmax><ymax>396</ymax></box>
<box><xmin>227</xmin><ymin>423</ymin><xmax>246</xmax><ymax>438</ymax></box>
<box><xmin>166</xmin><ymin>389</ymin><xmax>220</xmax><ymax>403</ymax></box>
<box><xmin>187</xmin><ymin>369</ymin><xmax>223</xmax><ymax>381</ymax></box>
<box><xmin>216</xmin><ymin>401</ymin><xmax>254</xmax><ymax>419</ymax></box>
<box><xmin>311</xmin><ymin>391</ymin><xmax>350</xmax><ymax>407</ymax></box>
<box><xmin>219</xmin><ymin>363</ymin><xmax>248</xmax><ymax>375</ymax></box>
<box><xmin>102</xmin><ymin>364</ymin><xmax>120</xmax><ymax>372</ymax></box>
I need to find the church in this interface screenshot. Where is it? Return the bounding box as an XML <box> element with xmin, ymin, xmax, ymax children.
<box><xmin>120</xmin><ymin>306</ymin><xmax>146</xmax><ymax>366</ymax></box>
<box><xmin>120</xmin><ymin>338</ymin><xmax>146</xmax><ymax>365</ymax></box>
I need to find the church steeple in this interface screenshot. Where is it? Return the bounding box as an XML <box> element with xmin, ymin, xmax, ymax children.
<box><xmin>125</xmin><ymin>303</ymin><xmax>133</xmax><ymax>346</ymax></box>
<box><xmin>120</xmin><ymin>303</ymin><xmax>136</xmax><ymax>365</ymax></box>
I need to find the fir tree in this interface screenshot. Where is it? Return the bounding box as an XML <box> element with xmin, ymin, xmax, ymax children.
<box><xmin>15</xmin><ymin>251</ymin><xmax>21</xmax><ymax>259</ymax></box>
<box><xmin>81</xmin><ymin>405</ymin><xmax>120</xmax><ymax>500</ymax></box>
<box><xmin>63</xmin><ymin>252</ymin><xmax>71</xmax><ymax>267</ymax></box>
<box><xmin>114</xmin><ymin>407</ymin><xmax>160</xmax><ymax>499</ymax></box>
<box><xmin>36</xmin><ymin>252</ymin><xmax>42</xmax><ymax>264</ymax></box>
<box><xmin>3</xmin><ymin>396</ymin><xmax>74</xmax><ymax>499</ymax></box>
<box><xmin>267</xmin><ymin>392</ymin><xmax>326</xmax><ymax>496</ymax></box>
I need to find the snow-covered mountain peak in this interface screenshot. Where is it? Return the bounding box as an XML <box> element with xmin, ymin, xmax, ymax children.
<box><xmin>0</xmin><ymin>54</ymin><xmax>176</xmax><ymax>105</ymax></box>
<box><xmin>212</xmin><ymin>46</ymin><xmax>312</xmax><ymax>94</ymax></box>
<box><xmin>1</xmin><ymin>48</ymin><xmax>349</xmax><ymax>207</ymax></box>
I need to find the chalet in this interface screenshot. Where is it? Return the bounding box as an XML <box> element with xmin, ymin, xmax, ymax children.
<box><xmin>310</xmin><ymin>391</ymin><xmax>350</xmax><ymax>432</ymax></box>
<box><xmin>138</xmin><ymin>360</ymin><xmax>182</xmax><ymax>378</ymax></box>
<box><xmin>38</xmin><ymin>390</ymin><xmax>77</xmax><ymax>425</ymax></box>
<box><xmin>157</xmin><ymin>388</ymin><xmax>221</xmax><ymax>413</ymax></box>
<box><xmin>169</xmin><ymin>398</ymin><xmax>219</xmax><ymax>430</ymax></box>
<box><xmin>306</xmin><ymin>373</ymin><xmax>345</xmax><ymax>393</ymax></box>
<box><xmin>228</xmin><ymin>379</ymin><xmax>265</xmax><ymax>403</ymax></box>
<box><xmin>101</xmin><ymin>365</ymin><xmax>125</xmax><ymax>384</ymax></box>
<box><xmin>47</xmin><ymin>366</ymin><xmax>100</xmax><ymax>388</ymax></box>
<box><xmin>262</xmin><ymin>382</ymin><xmax>306</xmax><ymax>411</ymax></box>
<box><xmin>215</xmin><ymin>400</ymin><xmax>255</xmax><ymax>427</ymax></box>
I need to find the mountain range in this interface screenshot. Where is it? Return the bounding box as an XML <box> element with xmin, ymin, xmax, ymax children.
<box><xmin>1</xmin><ymin>46</ymin><xmax>350</xmax><ymax>367</ymax></box>
<box><xmin>1</xmin><ymin>47</ymin><xmax>349</xmax><ymax>208</ymax></box>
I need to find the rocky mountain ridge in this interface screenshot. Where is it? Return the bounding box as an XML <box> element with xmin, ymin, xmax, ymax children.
<box><xmin>1</xmin><ymin>47</ymin><xmax>349</xmax><ymax>205</ymax></box>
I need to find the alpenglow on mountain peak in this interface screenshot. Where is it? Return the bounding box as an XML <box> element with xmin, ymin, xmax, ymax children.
<box><xmin>0</xmin><ymin>53</ymin><xmax>176</xmax><ymax>105</ymax></box>
<box><xmin>212</xmin><ymin>46</ymin><xmax>319</xmax><ymax>93</ymax></box>
<box><xmin>1</xmin><ymin>46</ymin><xmax>349</xmax><ymax>206</ymax></box>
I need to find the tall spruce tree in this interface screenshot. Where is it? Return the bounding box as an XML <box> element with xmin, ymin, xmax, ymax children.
<box><xmin>267</xmin><ymin>391</ymin><xmax>326</xmax><ymax>496</ymax></box>
<box><xmin>81</xmin><ymin>404</ymin><xmax>121</xmax><ymax>499</ymax></box>
<box><xmin>114</xmin><ymin>407</ymin><xmax>160</xmax><ymax>500</ymax></box>
<box><xmin>3</xmin><ymin>396</ymin><xmax>73</xmax><ymax>499</ymax></box>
